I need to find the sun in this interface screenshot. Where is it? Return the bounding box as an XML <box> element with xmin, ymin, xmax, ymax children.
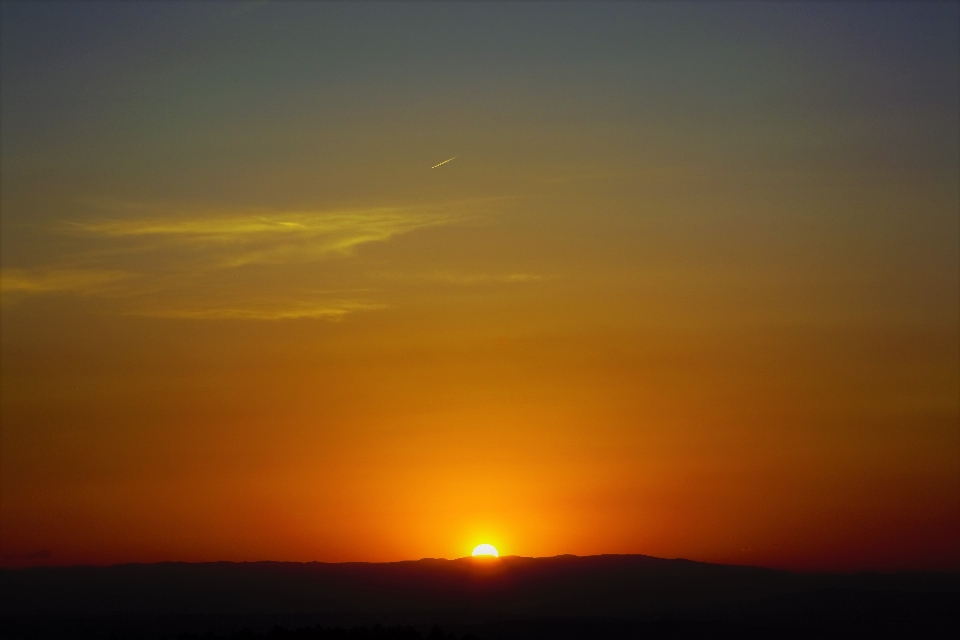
<box><xmin>472</xmin><ymin>543</ymin><xmax>499</xmax><ymax>557</ymax></box>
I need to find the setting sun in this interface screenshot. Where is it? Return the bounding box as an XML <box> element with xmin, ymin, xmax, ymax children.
<box><xmin>472</xmin><ymin>544</ymin><xmax>499</xmax><ymax>557</ymax></box>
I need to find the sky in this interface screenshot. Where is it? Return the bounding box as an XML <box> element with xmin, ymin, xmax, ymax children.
<box><xmin>1</xmin><ymin>1</ymin><xmax>958</xmax><ymax>572</ymax></box>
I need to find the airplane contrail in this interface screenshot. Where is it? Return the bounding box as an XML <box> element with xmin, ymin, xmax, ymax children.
<box><xmin>431</xmin><ymin>156</ymin><xmax>457</xmax><ymax>169</ymax></box>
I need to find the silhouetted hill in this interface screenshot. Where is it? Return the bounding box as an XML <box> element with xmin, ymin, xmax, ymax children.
<box><xmin>2</xmin><ymin>555</ymin><xmax>957</xmax><ymax>638</ymax></box>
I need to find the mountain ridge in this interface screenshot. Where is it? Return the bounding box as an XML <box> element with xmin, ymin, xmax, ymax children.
<box><xmin>3</xmin><ymin>555</ymin><xmax>957</xmax><ymax>637</ymax></box>
<box><xmin>3</xmin><ymin>553</ymin><xmax>955</xmax><ymax>616</ymax></box>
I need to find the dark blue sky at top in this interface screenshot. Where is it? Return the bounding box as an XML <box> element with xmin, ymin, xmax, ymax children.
<box><xmin>1</xmin><ymin>2</ymin><xmax>956</xmax><ymax>232</ymax></box>
<box><xmin>3</xmin><ymin>2</ymin><xmax>956</xmax><ymax>151</ymax></box>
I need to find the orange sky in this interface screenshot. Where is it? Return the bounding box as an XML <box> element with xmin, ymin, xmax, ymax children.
<box><xmin>2</xmin><ymin>2</ymin><xmax>958</xmax><ymax>571</ymax></box>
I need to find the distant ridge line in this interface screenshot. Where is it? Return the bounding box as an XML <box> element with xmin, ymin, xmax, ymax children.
<box><xmin>3</xmin><ymin>552</ymin><xmax>956</xmax><ymax>625</ymax></box>
<box><xmin>2</xmin><ymin>552</ymin><xmax>729</xmax><ymax>571</ymax></box>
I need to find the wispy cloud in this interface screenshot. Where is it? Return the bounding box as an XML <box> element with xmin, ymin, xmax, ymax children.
<box><xmin>128</xmin><ymin>299</ymin><xmax>386</xmax><ymax>321</ymax></box>
<box><xmin>3</xmin><ymin>197</ymin><xmax>511</xmax><ymax>321</ymax></box>
<box><xmin>66</xmin><ymin>205</ymin><xmax>465</xmax><ymax>268</ymax></box>
<box><xmin>0</xmin><ymin>268</ymin><xmax>129</xmax><ymax>295</ymax></box>
<box><xmin>371</xmin><ymin>271</ymin><xmax>546</xmax><ymax>285</ymax></box>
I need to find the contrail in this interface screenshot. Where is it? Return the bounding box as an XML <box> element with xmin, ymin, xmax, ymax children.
<box><xmin>431</xmin><ymin>156</ymin><xmax>457</xmax><ymax>169</ymax></box>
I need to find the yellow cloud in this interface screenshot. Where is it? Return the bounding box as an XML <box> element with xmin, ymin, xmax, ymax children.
<box><xmin>7</xmin><ymin>198</ymin><xmax>509</xmax><ymax>319</ymax></box>
<box><xmin>371</xmin><ymin>271</ymin><xmax>545</xmax><ymax>285</ymax></box>
<box><xmin>67</xmin><ymin>205</ymin><xmax>464</xmax><ymax>267</ymax></box>
<box><xmin>127</xmin><ymin>300</ymin><xmax>386</xmax><ymax>321</ymax></box>
<box><xmin>0</xmin><ymin>268</ymin><xmax>128</xmax><ymax>295</ymax></box>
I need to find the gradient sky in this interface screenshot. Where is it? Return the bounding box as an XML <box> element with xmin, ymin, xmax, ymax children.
<box><xmin>1</xmin><ymin>1</ymin><xmax>958</xmax><ymax>571</ymax></box>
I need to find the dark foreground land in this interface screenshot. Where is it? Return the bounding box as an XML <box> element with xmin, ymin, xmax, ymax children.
<box><xmin>2</xmin><ymin>554</ymin><xmax>958</xmax><ymax>638</ymax></box>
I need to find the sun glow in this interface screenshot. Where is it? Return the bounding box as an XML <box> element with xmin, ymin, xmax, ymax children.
<box><xmin>472</xmin><ymin>544</ymin><xmax>499</xmax><ymax>557</ymax></box>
